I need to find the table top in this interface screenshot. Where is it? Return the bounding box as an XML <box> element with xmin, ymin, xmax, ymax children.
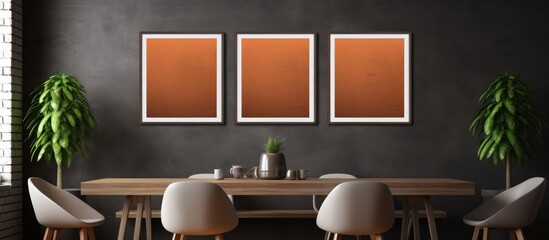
<box><xmin>81</xmin><ymin>178</ymin><xmax>475</xmax><ymax>196</ymax></box>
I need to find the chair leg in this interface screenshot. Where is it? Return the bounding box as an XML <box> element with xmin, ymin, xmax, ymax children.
<box><xmin>472</xmin><ymin>227</ymin><xmax>480</xmax><ymax>240</ymax></box>
<box><xmin>79</xmin><ymin>228</ymin><xmax>88</xmax><ymax>240</ymax></box>
<box><xmin>515</xmin><ymin>229</ymin><xmax>525</xmax><ymax>240</ymax></box>
<box><xmin>87</xmin><ymin>228</ymin><xmax>96</xmax><ymax>240</ymax></box>
<box><xmin>215</xmin><ymin>234</ymin><xmax>224</xmax><ymax>240</ymax></box>
<box><xmin>324</xmin><ymin>232</ymin><xmax>331</xmax><ymax>240</ymax></box>
<box><xmin>370</xmin><ymin>235</ymin><xmax>383</xmax><ymax>240</ymax></box>
<box><xmin>172</xmin><ymin>234</ymin><xmax>186</xmax><ymax>240</ymax></box>
<box><xmin>43</xmin><ymin>227</ymin><xmax>54</xmax><ymax>240</ymax></box>
<box><xmin>508</xmin><ymin>229</ymin><xmax>517</xmax><ymax>240</ymax></box>
<box><xmin>333</xmin><ymin>233</ymin><xmax>342</xmax><ymax>240</ymax></box>
<box><xmin>482</xmin><ymin>228</ymin><xmax>489</xmax><ymax>240</ymax></box>
<box><xmin>52</xmin><ymin>229</ymin><xmax>61</xmax><ymax>240</ymax></box>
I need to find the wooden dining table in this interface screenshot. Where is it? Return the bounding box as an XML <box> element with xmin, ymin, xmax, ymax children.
<box><xmin>81</xmin><ymin>178</ymin><xmax>475</xmax><ymax>240</ymax></box>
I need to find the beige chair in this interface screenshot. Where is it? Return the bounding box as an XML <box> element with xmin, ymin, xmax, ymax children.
<box><xmin>28</xmin><ymin>177</ymin><xmax>104</xmax><ymax>240</ymax></box>
<box><xmin>189</xmin><ymin>173</ymin><xmax>218</xmax><ymax>179</ymax></box>
<box><xmin>189</xmin><ymin>173</ymin><xmax>234</xmax><ymax>202</ymax></box>
<box><xmin>313</xmin><ymin>173</ymin><xmax>357</xmax><ymax>212</ymax></box>
<box><xmin>161</xmin><ymin>181</ymin><xmax>238</xmax><ymax>240</ymax></box>
<box><xmin>463</xmin><ymin>177</ymin><xmax>546</xmax><ymax>240</ymax></box>
<box><xmin>317</xmin><ymin>181</ymin><xmax>395</xmax><ymax>240</ymax></box>
<box><xmin>313</xmin><ymin>173</ymin><xmax>357</xmax><ymax>240</ymax></box>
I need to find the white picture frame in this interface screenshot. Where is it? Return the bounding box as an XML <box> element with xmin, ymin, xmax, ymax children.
<box><xmin>236</xmin><ymin>33</ymin><xmax>316</xmax><ymax>124</ymax></box>
<box><xmin>329</xmin><ymin>33</ymin><xmax>411</xmax><ymax>124</ymax></box>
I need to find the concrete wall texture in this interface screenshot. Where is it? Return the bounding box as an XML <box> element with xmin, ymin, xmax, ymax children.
<box><xmin>22</xmin><ymin>0</ymin><xmax>549</xmax><ymax>239</ymax></box>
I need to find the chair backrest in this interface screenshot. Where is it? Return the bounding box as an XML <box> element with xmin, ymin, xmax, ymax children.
<box><xmin>313</xmin><ymin>173</ymin><xmax>356</xmax><ymax>212</ymax></box>
<box><xmin>189</xmin><ymin>173</ymin><xmax>234</xmax><ymax>202</ymax></box>
<box><xmin>189</xmin><ymin>173</ymin><xmax>215</xmax><ymax>179</ymax></box>
<box><xmin>316</xmin><ymin>181</ymin><xmax>394</xmax><ymax>235</ymax></box>
<box><xmin>161</xmin><ymin>181</ymin><xmax>238</xmax><ymax>235</ymax></box>
<box><xmin>28</xmin><ymin>177</ymin><xmax>104</xmax><ymax>228</ymax></box>
<box><xmin>466</xmin><ymin>177</ymin><xmax>546</xmax><ymax>228</ymax></box>
<box><xmin>319</xmin><ymin>173</ymin><xmax>356</xmax><ymax>179</ymax></box>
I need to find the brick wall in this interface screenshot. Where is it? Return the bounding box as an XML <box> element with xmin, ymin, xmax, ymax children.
<box><xmin>0</xmin><ymin>0</ymin><xmax>22</xmax><ymax>239</ymax></box>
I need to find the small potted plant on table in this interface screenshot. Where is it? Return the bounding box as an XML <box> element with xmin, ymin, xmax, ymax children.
<box><xmin>256</xmin><ymin>137</ymin><xmax>287</xmax><ymax>179</ymax></box>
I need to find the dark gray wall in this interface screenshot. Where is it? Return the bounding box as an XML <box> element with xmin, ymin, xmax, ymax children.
<box><xmin>23</xmin><ymin>0</ymin><xmax>549</xmax><ymax>239</ymax></box>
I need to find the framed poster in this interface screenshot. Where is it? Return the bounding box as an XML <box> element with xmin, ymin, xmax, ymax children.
<box><xmin>236</xmin><ymin>33</ymin><xmax>316</xmax><ymax>124</ymax></box>
<box><xmin>329</xmin><ymin>33</ymin><xmax>411</xmax><ymax>124</ymax></box>
<box><xmin>140</xmin><ymin>33</ymin><xmax>224</xmax><ymax>124</ymax></box>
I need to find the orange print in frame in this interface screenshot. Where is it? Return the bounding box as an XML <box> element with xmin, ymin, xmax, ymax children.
<box><xmin>329</xmin><ymin>33</ymin><xmax>411</xmax><ymax>124</ymax></box>
<box><xmin>236</xmin><ymin>34</ymin><xmax>316</xmax><ymax>124</ymax></box>
<box><xmin>141</xmin><ymin>33</ymin><xmax>223</xmax><ymax>124</ymax></box>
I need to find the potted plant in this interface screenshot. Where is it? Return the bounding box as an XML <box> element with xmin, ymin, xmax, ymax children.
<box><xmin>24</xmin><ymin>72</ymin><xmax>96</xmax><ymax>189</ymax></box>
<box><xmin>256</xmin><ymin>137</ymin><xmax>287</xmax><ymax>179</ymax></box>
<box><xmin>469</xmin><ymin>73</ymin><xmax>544</xmax><ymax>194</ymax></box>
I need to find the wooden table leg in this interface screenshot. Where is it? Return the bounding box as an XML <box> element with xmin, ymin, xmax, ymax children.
<box><xmin>407</xmin><ymin>219</ymin><xmax>412</xmax><ymax>239</ymax></box>
<box><xmin>422</xmin><ymin>195</ymin><xmax>439</xmax><ymax>240</ymax></box>
<box><xmin>118</xmin><ymin>196</ymin><xmax>132</xmax><ymax>240</ymax></box>
<box><xmin>400</xmin><ymin>196</ymin><xmax>411</xmax><ymax>240</ymax></box>
<box><xmin>145</xmin><ymin>196</ymin><xmax>152</xmax><ymax>240</ymax></box>
<box><xmin>410</xmin><ymin>197</ymin><xmax>421</xmax><ymax>240</ymax></box>
<box><xmin>134</xmin><ymin>196</ymin><xmax>145</xmax><ymax>240</ymax></box>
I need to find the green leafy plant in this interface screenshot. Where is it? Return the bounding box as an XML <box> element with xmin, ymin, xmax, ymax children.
<box><xmin>469</xmin><ymin>73</ymin><xmax>544</xmax><ymax>189</ymax></box>
<box><xmin>264</xmin><ymin>137</ymin><xmax>285</xmax><ymax>153</ymax></box>
<box><xmin>24</xmin><ymin>72</ymin><xmax>96</xmax><ymax>188</ymax></box>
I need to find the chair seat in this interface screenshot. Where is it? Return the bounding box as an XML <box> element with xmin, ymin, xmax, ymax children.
<box><xmin>29</xmin><ymin>177</ymin><xmax>105</xmax><ymax>240</ymax></box>
<box><xmin>28</xmin><ymin>177</ymin><xmax>105</xmax><ymax>229</ymax></box>
<box><xmin>463</xmin><ymin>214</ymin><xmax>528</xmax><ymax>229</ymax></box>
<box><xmin>463</xmin><ymin>177</ymin><xmax>546</xmax><ymax>230</ymax></box>
<box><xmin>463</xmin><ymin>218</ymin><xmax>490</xmax><ymax>227</ymax></box>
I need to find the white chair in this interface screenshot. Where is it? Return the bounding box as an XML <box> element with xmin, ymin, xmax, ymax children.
<box><xmin>313</xmin><ymin>173</ymin><xmax>357</xmax><ymax>240</ymax></box>
<box><xmin>317</xmin><ymin>181</ymin><xmax>395</xmax><ymax>240</ymax></box>
<box><xmin>313</xmin><ymin>173</ymin><xmax>357</xmax><ymax>212</ymax></box>
<box><xmin>189</xmin><ymin>173</ymin><xmax>218</xmax><ymax>179</ymax></box>
<box><xmin>161</xmin><ymin>181</ymin><xmax>238</xmax><ymax>240</ymax></box>
<box><xmin>463</xmin><ymin>177</ymin><xmax>546</xmax><ymax>240</ymax></box>
<box><xmin>189</xmin><ymin>173</ymin><xmax>234</xmax><ymax>202</ymax></box>
<box><xmin>28</xmin><ymin>177</ymin><xmax>105</xmax><ymax>240</ymax></box>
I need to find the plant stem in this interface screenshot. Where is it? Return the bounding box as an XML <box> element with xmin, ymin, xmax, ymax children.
<box><xmin>57</xmin><ymin>165</ymin><xmax>63</xmax><ymax>189</ymax></box>
<box><xmin>506</xmin><ymin>156</ymin><xmax>511</xmax><ymax>189</ymax></box>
